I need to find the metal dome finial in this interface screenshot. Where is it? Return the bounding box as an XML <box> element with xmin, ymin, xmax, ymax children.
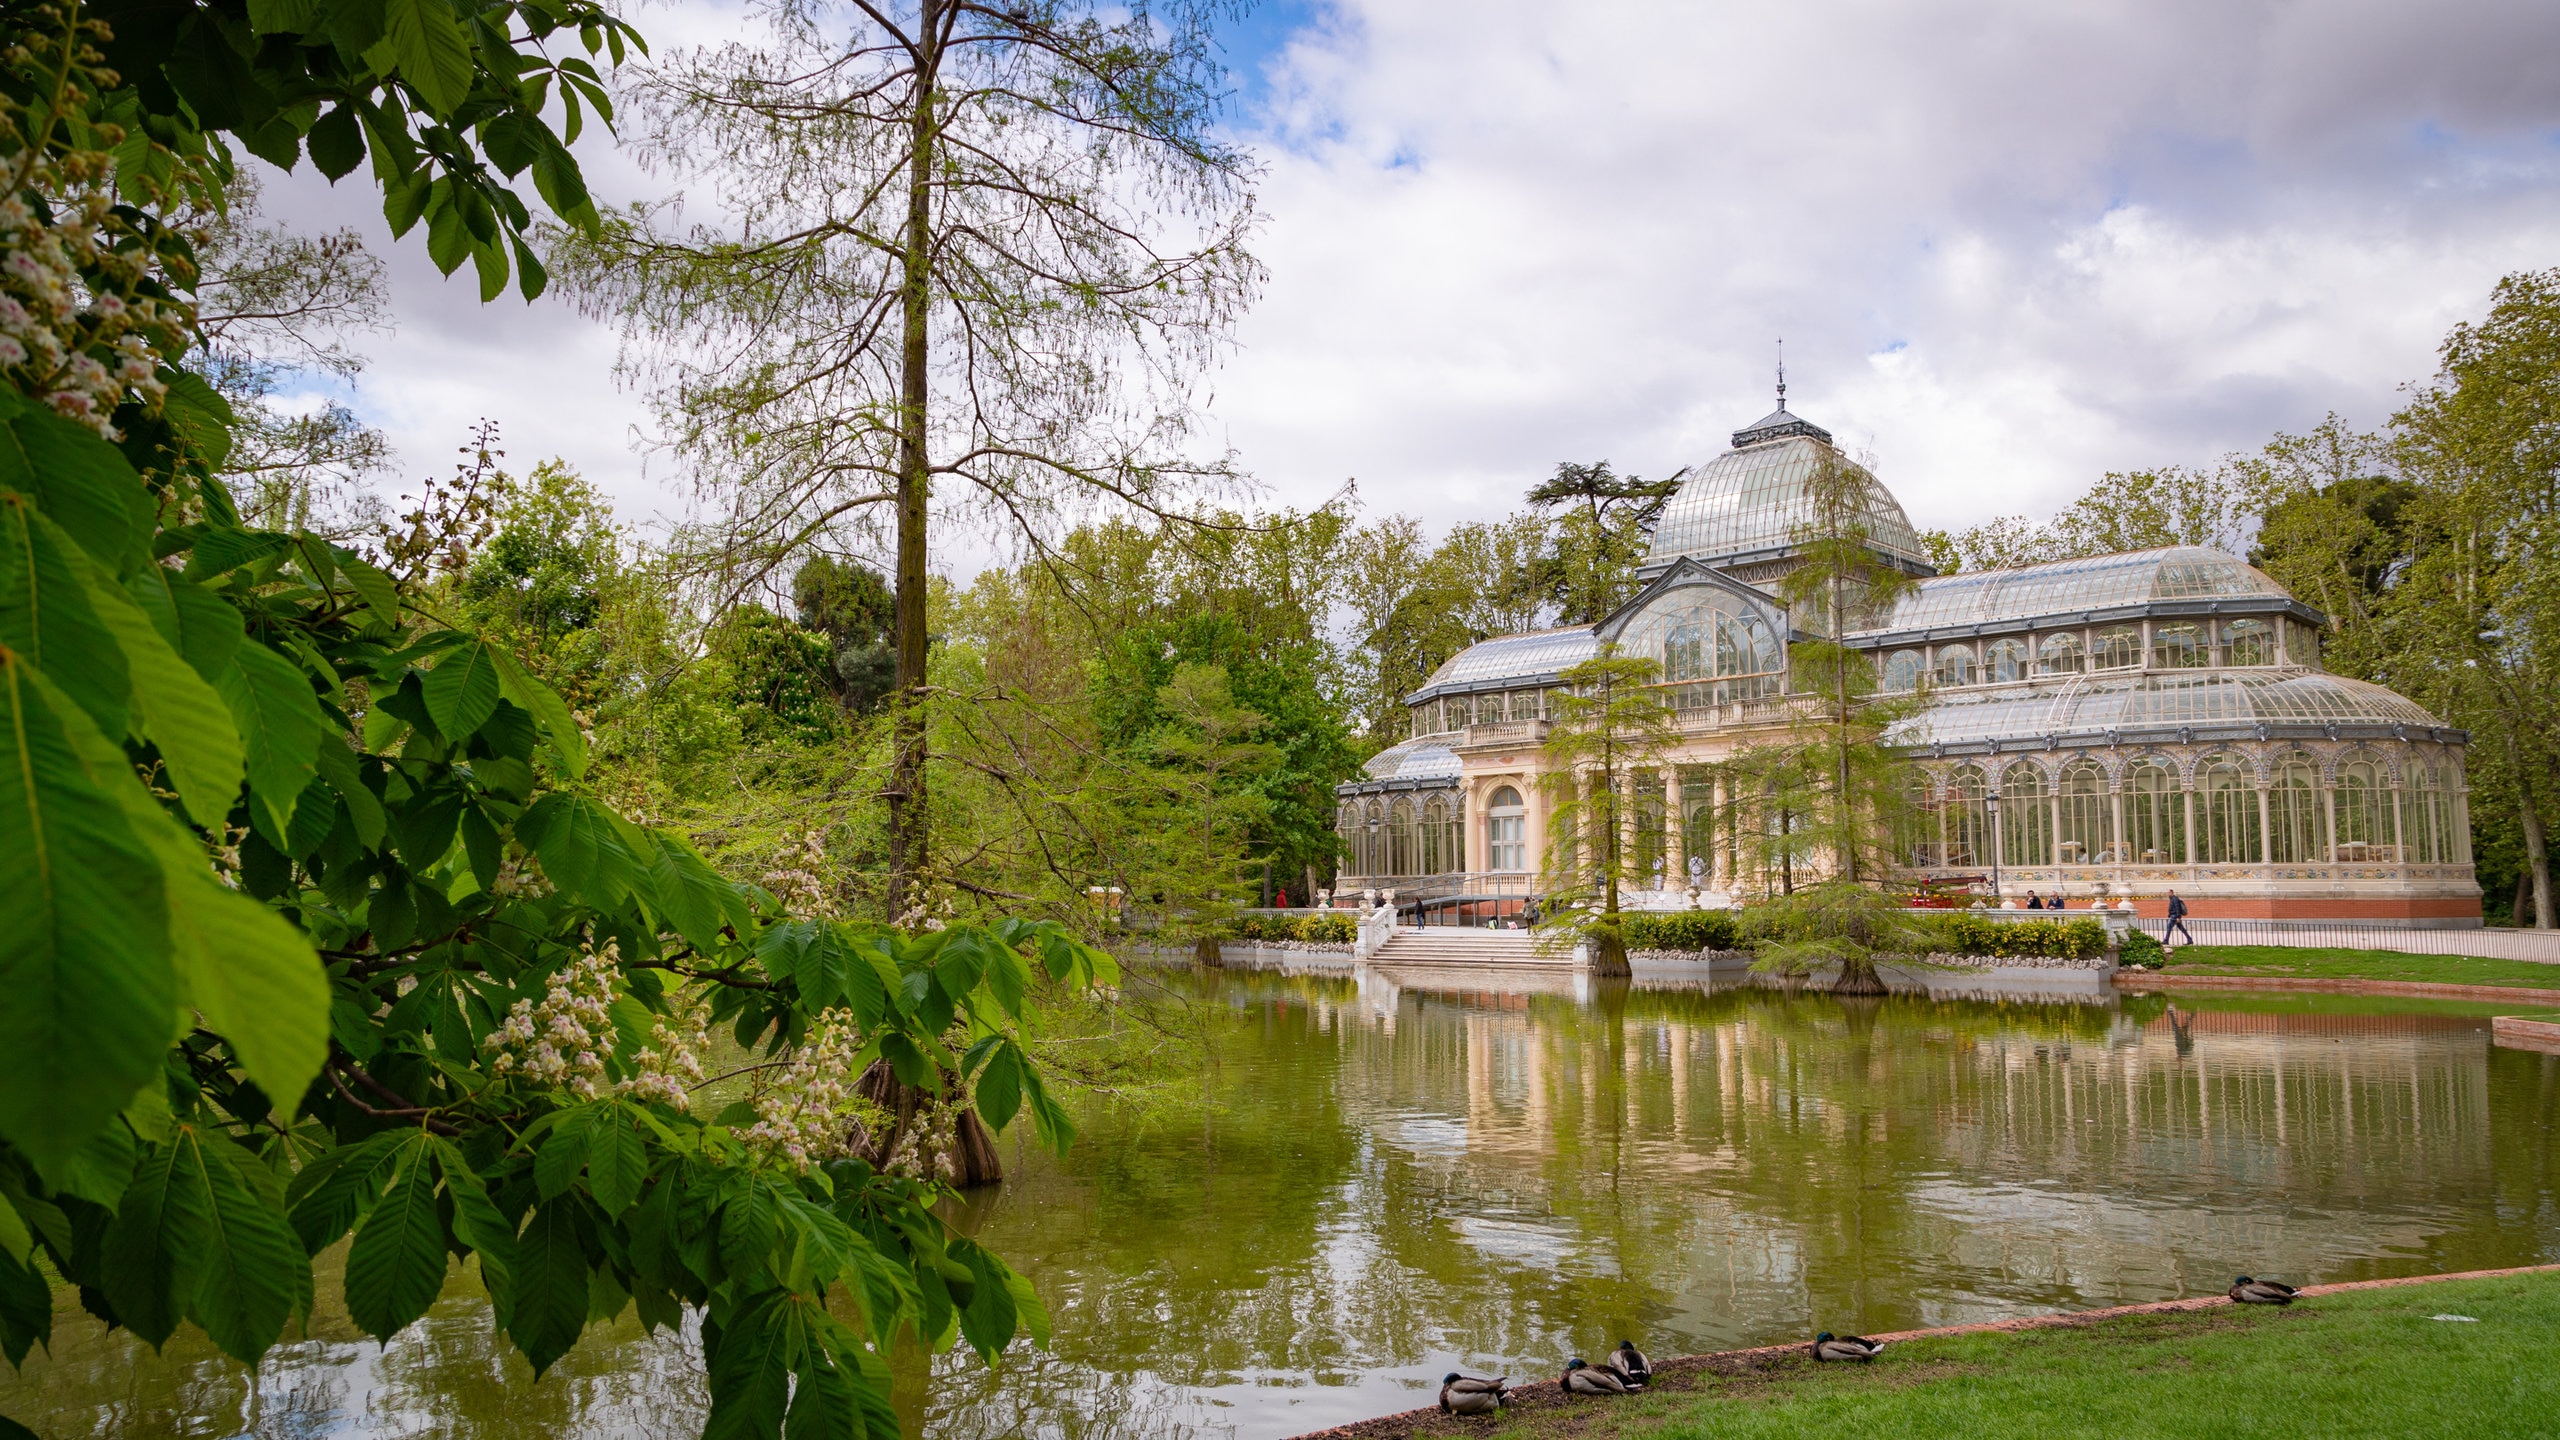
<box><xmin>1775</xmin><ymin>337</ymin><xmax>1787</xmax><ymax>411</ymax></box>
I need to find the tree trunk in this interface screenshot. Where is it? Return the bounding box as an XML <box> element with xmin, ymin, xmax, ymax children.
<box><xmin>2502</xmin><ymin>728</ymin><xmax>2554</xmax><ymax>929</ymax></box>
<box><xmin>885</xmin><ymin>4</ymin><xmax>940</xmax><ymax>920</ymax></box>
<box><xmin>1194</xmin><ymin>934</ymin><xmax>1224</xmax><ymax>968</ymax></box>
<box><xmin>855</xmin><ymin>1059</ymin><xmax>1003</xmax><ymax>1187</ymax></box>
<box><xmin>1830</xmin><ymin>955</ymin><xmax>1887</xmax><ymax>996</ymax></box>
<box><xmin>1588</xmin><ymin>913</ymin><xmax>1630</xmax><ymax>977</ymax></box>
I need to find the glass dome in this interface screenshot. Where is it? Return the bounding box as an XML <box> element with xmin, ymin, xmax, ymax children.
<box><xmin>1649</xmin><ymin>434</ymin><xmax>1930</xmax><ymax>569</ymax></box>
<box><xmin>1867</xmin><ymin>547</ymin><xmax>2290</xmax><ymax>635</ymax></box>
<box><xmin>1889</xmin><ymin>670</ymin><xmax>2444</xmax><ymax>748</ymax></box>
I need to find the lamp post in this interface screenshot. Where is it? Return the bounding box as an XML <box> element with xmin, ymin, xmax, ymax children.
<box><xmin>1986</xmin><ymin>789</ymin><xmax>2004</xmax><ymax>904</ymax></box>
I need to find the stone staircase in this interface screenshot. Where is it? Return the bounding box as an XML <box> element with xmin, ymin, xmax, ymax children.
<box><xmin>1367</xmin><ymin>927</ymin><xmax>1569</xmax><ymax>967</ymax></box>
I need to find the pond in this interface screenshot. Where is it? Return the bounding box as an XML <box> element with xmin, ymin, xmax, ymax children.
<box><xmin>12</xmin><ymin>965</ymin><xmax>2558</xmax><ymax>1439</ymax></box>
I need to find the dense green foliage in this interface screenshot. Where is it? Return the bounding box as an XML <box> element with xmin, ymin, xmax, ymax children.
<box><xmin>0</xmin><ymin>10</ymin><xmax>1120</xmax><ymax>1438</ymax></box>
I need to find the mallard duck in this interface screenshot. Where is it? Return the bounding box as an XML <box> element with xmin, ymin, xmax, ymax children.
<box><xmin>1609</xmin><ymin>1339</ymin><xmax>1652</xmax><ymax>1388</ymax></box>
<box><xmin>2229</xmin><ymin>1276</ymin><xmax>2299</xmax><ymax>1305</ymax></box>
<box><xmin>1812</xmin><ymin>1332</ymin><xmax>1883</xmax><ymax>1362</ymax></box>
<box><xmin>1562</xmin><ymin>1358</ymin><xmax>1628</xmax><ymax>1395</ymax></box>
<box><xmin>1438</xmin><ymin>1373</ymin><xmax>1508</xmax><ymax>1416</ymax></box>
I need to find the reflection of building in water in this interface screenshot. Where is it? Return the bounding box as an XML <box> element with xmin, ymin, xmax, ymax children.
<box><xmin>1333</xmin><ymin>390</ymin><xmax>2479</xmax><ymax>922</ymax></box>
<box><xmin>1324</xmin><ymin>985</ymin><xmax>2511</xmax><ymax>1330</ymax></box>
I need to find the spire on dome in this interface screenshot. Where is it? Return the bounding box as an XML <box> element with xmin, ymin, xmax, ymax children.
<box><xmin>1776</xmin><ymin>337</ymin><xmax>1787</xmax><ymax>412</ymax></box>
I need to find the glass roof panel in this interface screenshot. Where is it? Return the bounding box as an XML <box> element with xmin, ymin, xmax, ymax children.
<box><xmin>1360</xmin><ymin>737</ymin><xmax>1464</xmax><ymax>781</ymax></box>
<box><xmin>1888</xmin><ymin>671</ymin><xmax>2441</xmax><ymax>746</ymax></box>
<box><xmin>1649</xmin><ymin>436</ymin><xmax>1929</xmax><ymax>568</ymax></box>
<box><xmin>1866</xmin><ymin>547</ymin><xmax>2291</xmax><ymax>634</ymax></box>
<box><xmin>1416</xmin><ymin>627</ymin><xmax>1598</xmax><ymax>692</ymax></box>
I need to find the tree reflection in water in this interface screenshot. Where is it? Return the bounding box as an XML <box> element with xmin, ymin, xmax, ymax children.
<box><xmin>10</xmin><ymin>971</ymin><xmax>2556</xmax><ymax>1440</ymax></box>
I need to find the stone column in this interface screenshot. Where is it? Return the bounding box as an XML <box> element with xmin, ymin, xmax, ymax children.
<box><xmin>2182</xmin><ymin>785</ymin><xmax>2196</xmax><ymax>869</ymax></box>
<box><xmin>2322</xmin><ymin>773</ymin><xmax>2338</xmax><ymax>865</ymax></box>
<box><xmin>2257</xmin><ymin>783</ymin><xmax>2273</xmax><ymax>868</ymax></box>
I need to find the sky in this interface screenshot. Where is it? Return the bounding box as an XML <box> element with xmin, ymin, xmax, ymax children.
<box><xmin>254</xmin><ymin>0</ymin><xmax>2560</xmax><ymax>559</ymax></box>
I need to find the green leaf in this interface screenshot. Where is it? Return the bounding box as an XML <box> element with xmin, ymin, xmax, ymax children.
<box><xmin>164</xmin><ymin>872</ymin><xmax>328</xmax><ymax>1118</ymax></box>
<box><xmin>161</xmin><ymin>373</ymin><xmax>237</xmax><ymax>474</ymax></box>
<box><xmin>0</xmin><ymin>492</ymin><xmax>130</xmax><ymax>739</ymax></box>
<box><xmin>285</xmin><ymin>1130</ymin><xmax>400</xmax><ymax>1255</ymax></box>
<box><xmin>433</xmin><ymin>1139</ymin><xmax>517</xmax><ymax>1320</ymax></box>
<box><xmin>79</xmin><ymin>543</ymin><xmax>244</xmax><ymax>828</ymax></box>
<box><xmin>183</xmin><ymin>1126</ymin><xmax>304</xmax><ymax>1364</ymax></box>
<box><xmin>971</xmin><ymin>1040</ymin><xmax>1022</xmax><ymax>1133</ymax></box>
<box><xmin>0</xmin><ymin>655</ymin><xmax>175</xmax><ymax>1177</ymax></box>
<box><xmin>308</xmin><ymin>102</ymin><xmax>365</xmax><ymax>179</ymax></box>
<box><xmin>509</xmin><ymin>1197</ymin><xmax>592</xmax><ymax>1377</ymax></box>
<box><xmin>1003</xmin><ymin>1264</ymin><xmax>1051</xmax><ymax>1349</ymax></box>
<box><xmin>379</xmin><ymin>0</ymin><xmax>477</xmax><ymax>115</ymax></box>
<box><xmin>516</xmin><ymin>794</ymin><xmax>643</xmax><ymax>906</ymax></box>
<box><xmin>533</xmin><ymin>1108</ymin><xmax>592</xmax><ymax>1200</ymax></box>
<box><xmin>0</xmin><ymin>388</ymin><xmax>143</xmax><ymax>571</ymax></box>
<box><xmin>162</xmin><ymin>574</ymin><xmax>246</xmax><ymax>682</ymax></box>
<box><xmin>345</xmin><ymin>1139</ymin><xmax>449</xmax><ymax>1341</ymax></box>
<box><xmin>487</xmin><ymin>644</ymin><xmax>586</xmax><ymax>777</ymax></box>
<box><xmin>249</xmin><ymin>0</ymin><xmax>326</xmax><ymax>33</ymax></box>
<box><xmin>332</xmin><ymin>547</ymin><xmax>400</xmax><ymax>627</ymax></box>
<box><xmin>314</xmin><ymin>738</ymin><xmax>386</xmax><ymax>848</ymax></box>
<box><xmin>705</xmin><ymin>1289</ymin><xmax>797</xmax><ymax>1440</ymax></box>
<box><xmin>785</xmin><ymin>1344</ymin><xmax>863</xmax><ymax>1440</ymax></box>
<box><xmin>103</xmin><ymin>1133</ymin><xmax>210</xmax><ymax>1347</ymax></box>
<box><xmin>421</xmin><ymin>640</ymin><xmax>500</xmax><ymax>738</ymax></box>
<box><xmin>218</xmin><ymin>641</ymin><xmax>327</xmax><ymax>843</ymax></box>
<box><xmin>586</xmin><ymin>1106</ymin><xmax>646</xmax><ymax>1218</ymax></box>
<box><xmin>648</xmin><ymin>831</ymin><xmax>752</xmax><ymax>953</ymax></box>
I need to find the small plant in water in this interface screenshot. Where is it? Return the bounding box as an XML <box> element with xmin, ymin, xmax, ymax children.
<box><xmin>1746</xmin><ymin>881</ymin><xmax>1936</xmax><ymax>995</ymax></box>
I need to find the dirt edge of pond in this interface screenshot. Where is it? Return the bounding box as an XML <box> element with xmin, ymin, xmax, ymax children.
<box><xmin>1282</xmin><ymin>1263</ymin><xmax>2560</xmax><ymax>1440</ymax></box>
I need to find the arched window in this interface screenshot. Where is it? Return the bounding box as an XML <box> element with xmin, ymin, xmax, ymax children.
<box><xmin>2038</xmin><ymin>633</ymin><xmax>2084</xmax><ymax>675</ymax></box>
<box><xmin>1665</xmin><ymin>615</ymin><xmax>1709</xmax><ymax>682</ymax></box>
<box><xmin>2151</xmin><ymin>622</ymin><xmax>2207</xmax><ymax>669</ymax></box>
<box><xmin>2124</xmin><ymin>757</ymin><xmax>2184</xmax><ymax>863</ymax></box>
<box><xmin>1896</xmin><ymin>772</ymin><xmax>1937</xmax><ymax>867</ymax></box>
<box><xmin>1946</xmin><ymin>765</ymin><xmax>1989</xmax><ymax>867</ymax></box>
<box><xmin>1682</xmin><ymin>771</ymin><xmax>1716</xmax><ymax>877</ymax></box>
<box><xmin>1361</xmin><ymin>799</ymin><xmax>1385</xmax><ymax>876</ymax></box>
<box><xmin>2058</xmin><ymin>757</ymin><xmax>2113</xmax><ymax>863</ymax></box>
<box><xmin>1421</xmin><ymin>795</ymin><xmax>1450</xmax><ymax>874</ymax></box>
<box><xmin>1387</xmin><ymin>798</ymin><xmax>1417</xmax><ymax>876</ymax></box>
<box><xmin>2334</xmin><ymin>750</ymin><xmax>2386</xmax><ymax>857</ymax></box>
<box><xmin>1985</xmin><ymin>638</ymin><xmax>2030</xmax><ymax>684</ymax></box>
<box><xmin>2093</xmin><ymin>627</ymin><xmax>2142</xmax><ymax>670</ymax></box>
<box><xmin>2199</xmin><ymin>754</ymin><xmax>2259</xmax><ymax>864</ymax></box>
<box><xmin>2286</xmin><ymin>619</ymin><xmax>2323</xmax><ymax>668</ymax></box>
<box><xmin>1713</xmin><ymin>609</ymin><xmax>1785</xmax><ymax>701</ymax></box>
<box><xmin>1935</xmin><ymin>644</ymin><xmax>1977</xmax><ymax>687</ymax></box>
<box><xmin>1883</xmin><ymin>649</ymin><xmax>1924</xmax><ymax>692</ymax></box>
<box><xmin>1486</xmin><ymin>785</ymin><xmax>1526</xmax><ymax>872</ymax></box>
<box><xmin>2269</xmin><ymin>750</ymin><xmax>2320</xmax><ymax>863</ymax></box>
<box><xmin>2409</xmin><ymin>759</ymin><xmax>2457</xmax><ymax>865</ymax></box>
<box><xmin>1999</xmin><ymin>763</ymin><xmax>2050</xmax><ymax>867</ymax></box>
<box><xmin>2222</xmin><ymin>617</ymin><xmax>2273</xmax><ymax>667</ymax></box>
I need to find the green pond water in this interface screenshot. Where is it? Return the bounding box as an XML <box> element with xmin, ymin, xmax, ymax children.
<box><xmin>12</xmin><ymin>965</ymin><xmax>2560</xmax><ymax>1439</ymax></box>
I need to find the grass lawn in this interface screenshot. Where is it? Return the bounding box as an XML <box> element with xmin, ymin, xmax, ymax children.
<box><xmin>1453</xmin><ymin>1272</ymin><xmax>2558</xmax><ymax>1440</ymax></box>
<box><xmin>2151</xmin><ymin>943</ymin><xmax>2560</xmax><ymax>991</ymax></box>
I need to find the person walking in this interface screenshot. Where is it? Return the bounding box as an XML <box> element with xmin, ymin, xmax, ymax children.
<box><xmin>2164</xmin><ymin>889</ymin><xmax>2195</xmax><ymax>949</ymax></box>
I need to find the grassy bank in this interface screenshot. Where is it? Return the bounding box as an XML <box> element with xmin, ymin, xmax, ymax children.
<box><xmin>1420</xmin><ymin>1271</ymin><xmax>2557</xmax><ymax>1440</ymax></box>
<box><xmin>2155</xmin><ymin>943</ymin><xmax>2560</xmax><ymax>991</ymax></box>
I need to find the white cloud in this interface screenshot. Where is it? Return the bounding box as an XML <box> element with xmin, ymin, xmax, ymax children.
<box><xmin>251</xmin><ymin>0</ymin><xmax>2560</xmax><ymax>554</ymax></box>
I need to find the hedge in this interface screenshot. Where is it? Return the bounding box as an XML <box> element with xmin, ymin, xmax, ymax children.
<box><xmin>1231</xmin><ymin>912</ymin><xmax>1358</xmax><ymax>944</ymax></box>
<box><xmin>1623</xmin><ymin>910</ymin><xmax>1743</xmax><ymax>952</ymax></box>
<box><xmin>1931</xmin><ymin>913</ymin><xmax>2112</xmax><ymax>959</ymax></box>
